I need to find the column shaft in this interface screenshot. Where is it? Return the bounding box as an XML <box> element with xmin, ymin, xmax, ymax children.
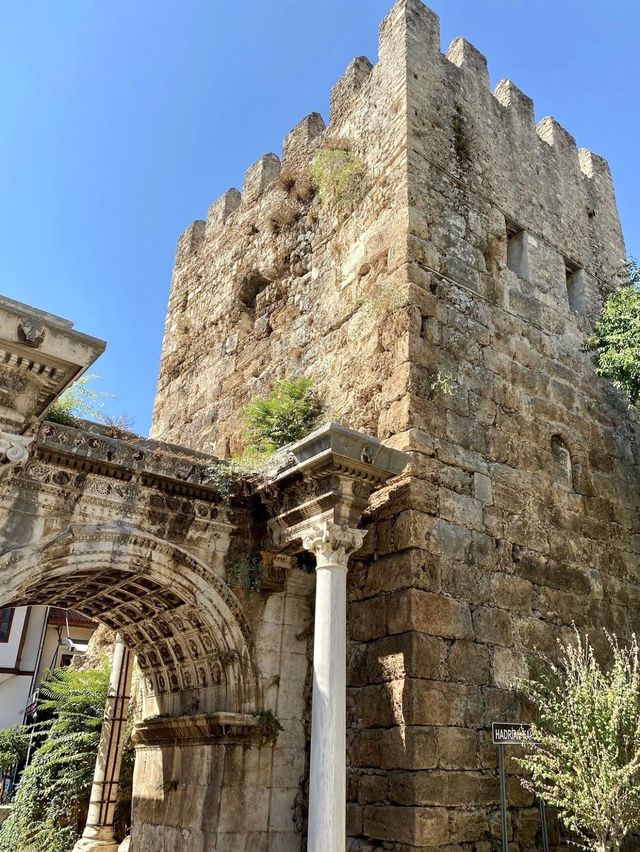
<box><xmin>303</xmin><ymin>521</ymin><xmax>365</xmax><ymax>852</ymax></box>
<box><xmin>73</xmin><ymin>634</ymin><xmax>133</xmax><ymax>852</ymax></box>
<box><xmin>308</xmin><ymin>562</ymin><xmax>347</xmax><ymax>851</ymax></box>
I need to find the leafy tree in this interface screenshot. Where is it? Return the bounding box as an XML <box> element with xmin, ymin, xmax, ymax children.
<box><xmin>0</xmin><ymin>726</ymin><xmax>29</xmax><ymax>776</ymax></box>
<box><xmin>45</xmin><ymin>374</ymin><xmax>112</xmax><ymax>426</ymax></box>
<box><xmin>585</xmin><ymin>259</ymin><xmax>640</xmax><ymax>404</ymax></box>
<box><xmin>243</xmin><ymin>376</ymin><xmax>323</xmax><ymax>455</ymax></box>
<box><xmin>517</xmin><ymin>630</ymin><xmax>640</xmax><ymax>852</ymax></box>
<box><xmin>0</xmin><ymin>663</ymin><xmax>110</xmax><ymax>852</ymax></box>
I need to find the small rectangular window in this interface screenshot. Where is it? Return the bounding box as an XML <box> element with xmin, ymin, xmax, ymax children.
<box><xmin>506</xmin><ymin>221</ymin><xmax>530</xmax><ymax>281</ymax></box>
<box><xmin>0</xmin><ymin>608</ymin><xmax>14</xmax><ymax>642</ymax></box>
<box><xmin>565</xmin><ymin>260</ymin><xmax>586</xmax><ymax>314</ymax></box>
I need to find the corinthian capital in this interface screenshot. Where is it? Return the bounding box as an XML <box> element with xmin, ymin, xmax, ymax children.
<box><xmin>0</xmin><ymin>431</ymin><xmax>33</xmax><ymax>476</ymax></box>
<box><xmin>301</xmin><ymin>520</ymin><xmax>366</xmax><ymax>569</ymax></box>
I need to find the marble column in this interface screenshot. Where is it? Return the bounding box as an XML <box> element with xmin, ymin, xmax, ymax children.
<box><xmin>302</xmin><ymin>520</ymin><xmax>366</xmax><ymax>852</ymax></box>
<box><xmin>73</xmin><ymin>634</ymin><xmax>133</xmax><ymax>852</ymax></box>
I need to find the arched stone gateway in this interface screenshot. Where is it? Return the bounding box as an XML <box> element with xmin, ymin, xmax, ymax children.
<box><xmin>0</xmin><ymin>524</ymin><xmax>259</xmax><ymax>716</ymax></box>
<box><xmin>0</xmin><ymin>525</ymin><xmax>262</xmax><ymax>851</ymax></box>
<box><xmin>0</xmin><ymin>295</ymin><xmax>408</xmax><ymax>850</ymax></box>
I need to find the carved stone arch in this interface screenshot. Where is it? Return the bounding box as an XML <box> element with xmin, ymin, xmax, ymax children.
<box><xmin>0</xmin><ymin>522</ymin><xmax>260</xmax><ymax>716</ymax></box>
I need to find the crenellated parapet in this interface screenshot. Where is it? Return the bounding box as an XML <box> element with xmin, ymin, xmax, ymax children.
<box><xmin>152</xmin><ymin>0</ymin><xmax>629</xmax><ymax>469</ymax></box>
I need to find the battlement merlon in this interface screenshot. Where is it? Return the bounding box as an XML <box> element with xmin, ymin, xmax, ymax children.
<box><xmin>168</xmin><ymin>0</ymin><xmax>623</xmax><ymax>280</ymax></box>
<box><xmin>152</xmin><ymin>0</ymin><xmax>628</xmax><ymax>447</ymax></box>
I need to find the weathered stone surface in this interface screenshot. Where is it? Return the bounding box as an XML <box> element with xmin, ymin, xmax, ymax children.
<box><xmin>4</xmin><ymin>0</ymin><xmax>640</xmax><ymax>849</ymax></box>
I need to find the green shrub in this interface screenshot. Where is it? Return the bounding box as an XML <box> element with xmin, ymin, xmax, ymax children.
<box><xmin>310</xmin><ymin>148</ymin><xmax>365</xmax><ymax>217</ymax></box>
<box><xmin>44</xmin><ymin>374</ymin><xmax>112</xmax><ymax>426</ymax></box>
<box><xmin>0</xmin><ymin>726</ymin><xmax>29</xmax><ymax>776</ymax></box>
<box><xmin>585</xmin><ymin>259</ymin><xmax>640</xmax><ymax>404</ymax></box>
<box><xmin>0</xmin><ymin>663</ymin><xmax>110</xmax><ymax>852</ymax></box>
<box><xmin>517</xmin><ymin>630</ymin><xmax>640</xmax><ymax>852</ymax></box>
<box><xmin>243</xmin><ymin>377</ymin><xmax>323</xmax><ymax>455</ymax></box>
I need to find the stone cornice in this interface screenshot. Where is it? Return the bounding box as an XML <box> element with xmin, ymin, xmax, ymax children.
<box><xmin>262</xmin><ymin>423</ymin><xmax>409</xmax><ymax>551</ymax></box>
<box><xmin>0</xmin><ymin>296</ymin><xmax>105</xmax><ymax>433</ymax></box>
<box><xmin>132</xmin><ymin>712</ymin><xmax>258</xmax><ymax>746</ymax></box>
<box><xmin>32</xmin><ymin>421</ymin><xmax>245</xmax><ymax>505</ymax></box>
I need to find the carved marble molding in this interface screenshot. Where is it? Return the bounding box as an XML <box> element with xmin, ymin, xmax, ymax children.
<box><xmin>132</xmin><ymin>712</ymin><xmax>258</xmax><ymax>746</ymax></box>
<box><xmin>0</xmin><ymin>431</ymin><xmax>33</xmax><ymax>473</ymax></box>
<box><xmin>301</xmin><ymin>519</ymin><xmax>366</xmax><ymax>569</ymax></box>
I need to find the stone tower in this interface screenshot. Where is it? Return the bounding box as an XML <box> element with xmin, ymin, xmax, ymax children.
<box><xmin>151</xmin><ymin>1</ymin><xmax>640</xmax><ymax>848</ymax></box>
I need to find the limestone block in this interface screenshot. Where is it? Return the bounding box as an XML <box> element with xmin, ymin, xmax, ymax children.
<box><xmin>350</xmin><ymin>548</ymin><xmax>441</xmax><ymax>598</ymax></box>
<box><xmin>490</xmin><ymin>574</ymin><xmax>533</xmax><ymax>613</ymax></box>
<box><xmin>492</xmin><ymin>647</ymin><xmax>528</xmax><ymax>689</ymax></box>
<box><xmin>363</xmin><ymin>804</ymin><xmax>448</xmax><ymax>846</ymax></box>
<box><xmin>473</xmin><ymin>472</ymin><xmax>493</xmax><ymax>504</ymax></box>
<box><xmin>350</xmin><ymin>726</ymin><xmax>437</xmax><ymax>770</ymax></box>
<box><xmin>441</xmin><ymin>560</ymin><xmax>491</xmax><ymax>607</ymax></box>
<box><xmin>447</xmin><ymin>640</ymin><xmax>491</xmax><ymax>685</ymax></box>
<box><xmin>386</xmin><ymin>588</ymin><xmax>474</xmax><ymax>640</ymax></box>
<box><xmin>217</xmin><ymin>785</ymin><xmax>270</xmax><ymax>833</ymax></box>
<box><xmin>439</xmin><ymin>488</ymin><xmax>484</xmax><ymax>531</ymax></box>
<box><xmin>425</xmin><ymin>516</ymin><xmax>473</xmax><ymax>561</ymax></box>
<box><xmin>471</xmin><ymin>606</ymin><xmax>513</xmax><ymax>647</ymax></box>
<box><xmin>346</xmin><ymin>802</ymin><xmax>363</xmax><ymax>836</ymax></box>
<box><xmin>437</xmin><ymin>726</ymin><xmax>478</xmax><ymax>770</ymax></box>
<box><xmin>267</xmin><ymin>788</ymin><xmax>299</xmax><ymax>832</ymax></box>
<box><xmin>357</xmin><ymin>772</ymin><xmax>388</xmax><ymax>805</ymax></box>
<box><xmin>363</xmin><ymin>631</ymin><xmax>448</xmax><ymax>684</ymax></box>
<box><xmin>402</xmin><ymin>679</ymin><xmax>483</xmax><ymax>727</ymax></box>
<box><xmin>448</xmin><ymin>808</ymin><xmax>490</xmax><ymax>843</ymax></box>
<box><xmin>388</xmin><ymin>770</ymin><xmax>500</xmax><ymax>807</ymax></box>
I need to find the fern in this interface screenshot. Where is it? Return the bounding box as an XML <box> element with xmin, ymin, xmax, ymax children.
<box><xmin>0</xmin><ymin>664</ymin><xmax>110</xmax><ymax>852</ymax></box>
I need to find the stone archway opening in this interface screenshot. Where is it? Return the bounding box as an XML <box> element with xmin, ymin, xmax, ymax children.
<box><xmin>0</xmin><ymin>523</ymin><xmax>261</xmax><ymax>852</ymax></box>
<box><xmin>0</xmin><ymin>523</ymin><xmax>259</xmax><ymax>718</ymax></box>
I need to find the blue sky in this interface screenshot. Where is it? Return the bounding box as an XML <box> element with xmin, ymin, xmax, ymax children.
<box><xmin>2</xmin><ymin>0</ymin><xmax>638</xmax><ymax>436</ymax></box>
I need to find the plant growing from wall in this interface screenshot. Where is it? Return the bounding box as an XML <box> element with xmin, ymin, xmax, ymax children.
<box><xmin>357</xmin><ymin>285</ymin><xmax>406</xmax><ymax>321</ymax></box>
<box><xmin>517</xmin><ymin>630</ymin><xmax>640</xmax><ymax>852</ymax></box>
<box><xmin>310</xmin><ymin>147</ymin><xmax>365</xmax><ymax>218</ymax></box>
<box><xmin>585</xmin><ymin>259</ymin><xmax>640</xmax><ymax>405</ymax></box>
<box><xmin>243</xmin><ymin>376</ymin><xmax>323</xmax><ymax>455</ymax></box>
<box><xmin>44</xmin><ymin>374</ymin><xmax>113</xmax><ymax>427</ymax></box>
<box><xmin>430</xmin><ymin>371</ymin><xmax>457</xmax><ymax>398</ymax></box>
<box><xmin>253</xmin><ymin>710</ymin><xmax>284</xmax><ymax>748</ymax></box>
<box><xmin>0</xmin><ymin>663</ymin><xmax>110</xmax><ymax>852</ymax></box>
<box><xmin>225</xmin><ymin>554</ymin><xmax>264</xmax><ymax>592</ymax></box>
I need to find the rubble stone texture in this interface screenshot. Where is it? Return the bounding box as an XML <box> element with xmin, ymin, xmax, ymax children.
<box><xmin>151</xmin><ymin>0</ymin><xmax>640</xmax><ymax>849</ymax></box>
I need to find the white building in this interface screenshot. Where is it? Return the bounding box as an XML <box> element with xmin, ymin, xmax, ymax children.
<box><xmin>0</xmin><ymin>606</ymin><xmax>97</xmax><ymax>730</ymax></box>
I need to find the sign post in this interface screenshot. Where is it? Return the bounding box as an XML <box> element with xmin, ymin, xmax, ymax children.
<box><xmin>491</xmin><ymin>723</ymin><xmax>549</xmax><ymax>852</ymax></box>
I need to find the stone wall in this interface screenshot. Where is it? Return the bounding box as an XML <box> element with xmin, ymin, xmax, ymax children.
<box><xmin>130</xmin><ymin>570</ymin><xmax>314</xmax><ymax>852</ymax></box>
<box><xmin>151</xmin><ymin>0</ymin><xmax>640</xmax><ymax>849</ymax></box>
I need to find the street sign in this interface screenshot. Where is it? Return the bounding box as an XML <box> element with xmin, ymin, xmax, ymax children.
<box><xmin>492</xmin><ymin>722</ymin><xmax>535</xmax><ymax>745</ymax></box>
<box><xmin>492</xmin><ymin>722</ymin><xmax>547</xmax><ymax>852</ymax></box>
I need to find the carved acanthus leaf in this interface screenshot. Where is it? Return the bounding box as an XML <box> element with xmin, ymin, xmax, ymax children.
<box><xmin>301</xmin><ymin>520</ymin><xmax>366</xmax><ymax>569</ymax></box>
